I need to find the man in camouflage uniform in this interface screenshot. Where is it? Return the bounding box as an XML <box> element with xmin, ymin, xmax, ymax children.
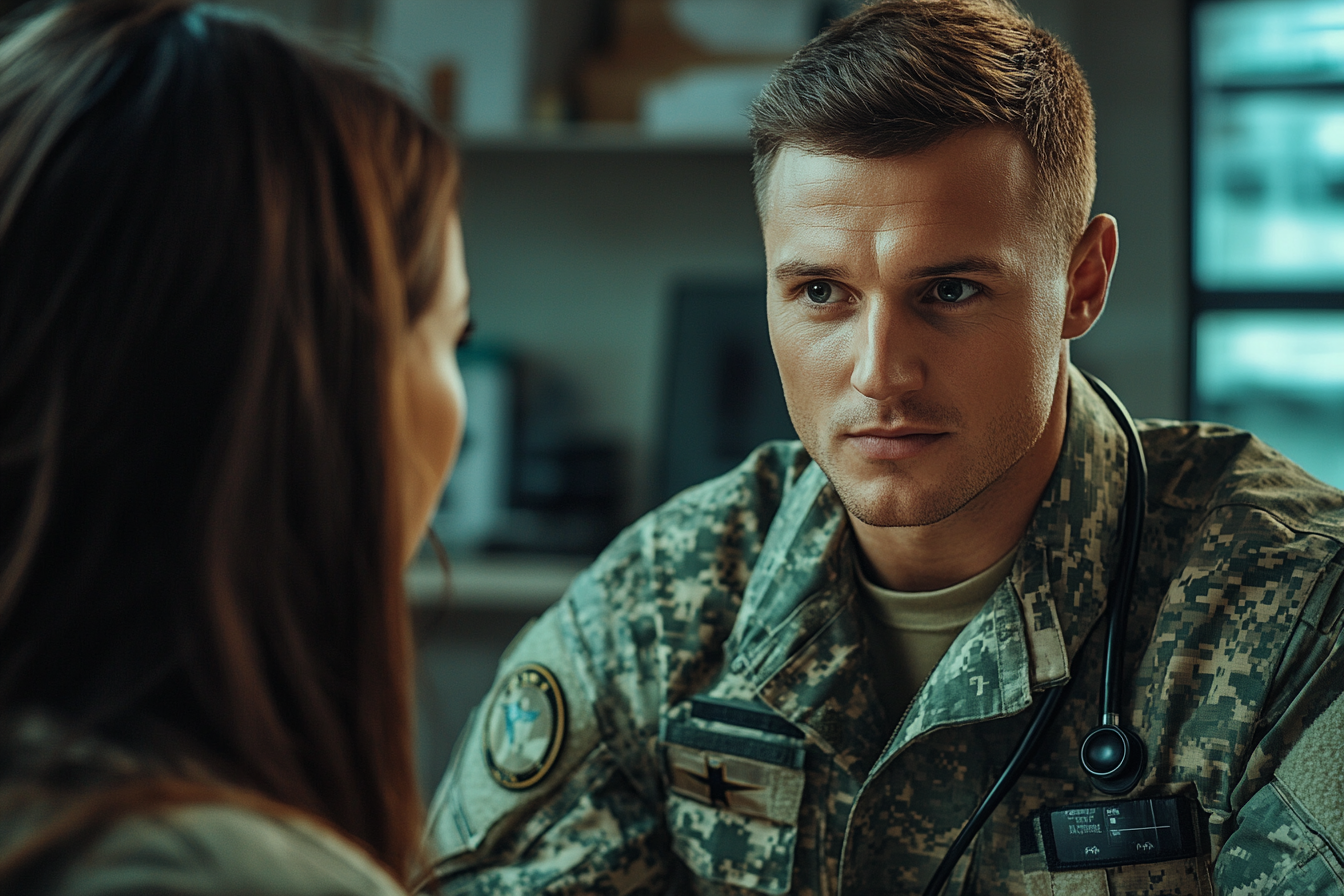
<box><xmin>425</xmin><ymin>2</ymin><xmax>1344</xmax><ymax>894</ymax></box>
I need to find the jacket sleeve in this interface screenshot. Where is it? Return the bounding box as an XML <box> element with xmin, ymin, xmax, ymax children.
<box><xmin>423</xmin><ymin>565</ymin><xmax>671</xmax><ymax>896</ymax></box>
<box><xmin>1213</xmin><ymin>572</ymin><xmax>1344</xmax><ymax>895</ymax></box>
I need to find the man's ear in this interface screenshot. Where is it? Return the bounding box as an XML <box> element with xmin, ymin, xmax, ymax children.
<box><xmin>1061</xmin><ymin>214</ymin><xmax>1118</xmax><ymax>340</ymax></box>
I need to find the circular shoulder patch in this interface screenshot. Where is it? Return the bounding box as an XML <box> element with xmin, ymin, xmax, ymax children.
<box><xmin>483</xmin><ymin>663</ymin><xmax>567</xmax><ymax>790</ymax></box>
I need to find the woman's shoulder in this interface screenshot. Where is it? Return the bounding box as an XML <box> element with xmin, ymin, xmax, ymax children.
<box><xmin>50</xmin><ymin>801</ymin><xmax>407</xmax><ymax>896</ymax></box>
<box><xmin>0</xmin><ymin>713</ymin><xmax>407</xmax><ymax>896</ymax></box>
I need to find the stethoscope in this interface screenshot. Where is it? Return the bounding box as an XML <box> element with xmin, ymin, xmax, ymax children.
<box><xmin>921</xmin><ymin>372</ymin><xmax>1149</xmax><ymax>896</ymax></box>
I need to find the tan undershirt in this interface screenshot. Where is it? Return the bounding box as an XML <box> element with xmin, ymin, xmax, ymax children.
<box><xmin>858</xmin><ymin>547</ymin><xmax>1018</xmax><ymax>724</ymax></box>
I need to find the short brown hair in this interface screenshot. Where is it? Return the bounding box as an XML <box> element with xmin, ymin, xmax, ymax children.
<box><xmin>750</xmin><ymin>0</ymin><xmax>1095</xmax><ymax>252</ymax></box>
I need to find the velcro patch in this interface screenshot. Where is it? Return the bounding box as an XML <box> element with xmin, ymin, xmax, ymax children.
<box><xmin>664</xmin><ymin>741</ymin><xmax>804</xmax><ymax>825</ymax></box>
<box><xmin>690</xmin><ymin>696</ymin><xmax>805</xmax><ymax>738</ymax></box>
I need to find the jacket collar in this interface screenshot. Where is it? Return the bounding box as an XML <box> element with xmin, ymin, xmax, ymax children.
<box><xmin>729</xmin><ymin>367</ymin><xmax>1133</xmax><ymax>775</ymax></box>
<box><xmin>1017</xmin><ymin>367</ymin><xmax>1130</xmax><ymax>684</ymax></box>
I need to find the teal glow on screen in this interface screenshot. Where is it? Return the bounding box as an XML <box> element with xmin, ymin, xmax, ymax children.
<box><xmin>1193</xmin><ymin>0</ymin><xmax>1344</xmax><ymax>291</ymax></box>
<box><xmin>1195</xmin><ymin>310</ymin><xmax>1344</xmax><ymax>487</ymax></box>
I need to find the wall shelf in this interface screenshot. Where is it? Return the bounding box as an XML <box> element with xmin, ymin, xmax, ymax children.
<box><xmin>406</xmin><ymin>553</ymin><xmax>591</xmax><ymax>612</ymax></box>
<box><xmin>459</xmin><ymin>124</ymin><xmax>751</xmax><ymax>154</ymax></box>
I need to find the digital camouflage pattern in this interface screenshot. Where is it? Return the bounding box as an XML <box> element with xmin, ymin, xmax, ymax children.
<box><xmin>426</xmin><ymin>367</ymin><xmax>1344</xmax><ymax>895</ymax></box>
<box><xmin>1212</xmin><ymin>690</ymin><xmax>1344</xmax><ymax>893</ymax></box>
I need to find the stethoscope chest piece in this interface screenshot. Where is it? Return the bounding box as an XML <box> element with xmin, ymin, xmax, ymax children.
<box><xmin>1080</xmin><ymin>721</ymin><xmax>1147</xmax><ymax>795</ymax></box>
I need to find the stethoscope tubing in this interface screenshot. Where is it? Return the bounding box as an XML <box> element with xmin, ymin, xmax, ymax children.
<box><xmin>919</xmin><ymin>684</ymin><xmax>1071</xmax><ymax>896</ymax></box>
<box><xmin>919</xmin><ymin>372</ymin><xmax>1147</xmax><ymax>896</ymax></box>
<box><xmin>1081</xmin><ymin>372</ymin><xmax>1149</xmax><ymax>722</ymax></box>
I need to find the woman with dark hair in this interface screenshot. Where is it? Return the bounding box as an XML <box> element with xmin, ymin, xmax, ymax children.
<box><xmin>0</xmin><ymin>1</ymin><xmax>468</xmax><ymax>891</ymax></box>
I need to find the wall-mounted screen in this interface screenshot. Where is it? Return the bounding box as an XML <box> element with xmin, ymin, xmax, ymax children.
<box><xmin>1193</xmin><ymin>309</ymin><xmax>1344</xmax><ymax>487</ymax></box>
<box><xmin>1192</xmin><ymin>0</ymin><xmax>1344</xmax><ymax>292</ymax></box>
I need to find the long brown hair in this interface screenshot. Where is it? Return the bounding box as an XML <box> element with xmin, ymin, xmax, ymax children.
<box><xmin>0</xmin><ymin>0</ymin><xmax>457</xmax><ymax>880</ymax></box>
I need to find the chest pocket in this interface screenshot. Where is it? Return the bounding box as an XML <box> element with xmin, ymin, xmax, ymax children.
<box><xmin>660</xmin><ymin>698</ymin><xmax>806</xmax><ymax>895</ymax></box>
<box><xmin>1019</xmin><ymin>796</ymin><xmax>1214</xmax><ymax>895</ymax></box>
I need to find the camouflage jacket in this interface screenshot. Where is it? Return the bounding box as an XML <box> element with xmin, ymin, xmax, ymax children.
<box><xmin>426</xmin><ymin>368</ymin><xmax>1344</xmax><ymax>895</ymax></box>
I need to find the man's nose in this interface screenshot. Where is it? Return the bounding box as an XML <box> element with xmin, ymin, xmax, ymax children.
<box><xmin>850</xmin><ymin>299</ymin><xmax>925</xmax><ymax>401</ymax></box>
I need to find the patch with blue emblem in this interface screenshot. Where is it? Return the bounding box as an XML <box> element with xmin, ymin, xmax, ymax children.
<box><xmin>483</xmin><ymin>663</ymin><xmax>566</xmax><ymax>790</ymax></box>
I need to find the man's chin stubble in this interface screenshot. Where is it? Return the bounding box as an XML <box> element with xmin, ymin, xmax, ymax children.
<box><xmin>834</xmin><ymin>482</ymin><xmax>974</xmax><ymax>529</ymax></box>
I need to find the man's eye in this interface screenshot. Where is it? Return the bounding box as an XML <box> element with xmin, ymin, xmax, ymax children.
<box><xmin>804</xmin><ymin>281</ymin><xmax>844</xmax><ymax>304</ymax></box>
<box><xmin>932</xmin><ymin>279</ymin><xmax>979</xmax><ymax>303</ymax></box>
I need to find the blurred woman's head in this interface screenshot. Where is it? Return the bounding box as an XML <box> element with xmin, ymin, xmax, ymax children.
<box><xmin>0</xmin><ymin>0</ymin><xmax>465</xmax><ymax>877</ymax></box>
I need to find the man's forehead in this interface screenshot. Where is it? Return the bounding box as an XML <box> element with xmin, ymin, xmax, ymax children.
<box><xmin>762</xmin><ymin>130</ymin><xmax>1038</xmax><ymax>225</ymax></box>
<box><xmin>760</xmin><ymin>131</ymin><xmax>1057</xmax><ymax>277</ymax></box>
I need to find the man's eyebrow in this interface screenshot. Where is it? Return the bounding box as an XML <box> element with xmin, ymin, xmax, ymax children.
<box><xmin>771</xmin><ymin>260</ymin><xmax>848</xmax><ymax>281</ymax></box>
<box><xmin>906</xmin><ymin>256</ymin><xmax>1009</xmax><ymax>279</ymax></box>
<box><xmin>772</xmin><ymin>256</ymin><xmax>1011</xmax><ymax>283</ymax></box>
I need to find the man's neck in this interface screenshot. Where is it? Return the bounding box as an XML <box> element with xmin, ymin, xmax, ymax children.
<box><xmin>852</xmin><ymin>372</ymin><xmax>1072</xmax><ymax>593</ymax></box>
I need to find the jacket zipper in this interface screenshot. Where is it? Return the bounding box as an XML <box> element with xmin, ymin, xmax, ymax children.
<box><xmin>833</xmin><ymin>668</ymin><xmax>1030</xmax><ymax>896</ymax></box>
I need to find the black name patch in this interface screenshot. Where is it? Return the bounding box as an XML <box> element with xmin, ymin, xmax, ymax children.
<box><xmin>1022</xmin><ymin>796</ymin><xmax>1203</xmax><ymax>871</ymax></box>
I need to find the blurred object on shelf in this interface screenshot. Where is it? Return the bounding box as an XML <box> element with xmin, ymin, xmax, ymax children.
<box><xmin>433</xmin><ymin>342</ymin><xmax>514</xmax><ymax>550</ymax></box>
<box><xmin>375</xmin><ymin>0</ymin><xmax>531</xmax><ymax>133</ymax></box>
<box><xmin>429</xmin><ymin>63</ymin><xmax>458</xmax><ymax>125</ymax></box>
<box><xmin>495</xmin><ymin>441</ymin><xmax>625</xmax><ymax>554</ymax></box>
<box><xmin>531</xmin><ymin>87</ymin><xmax>569</xmax><ymax>130</ymax></box>
<box><xmin>655</xmin><ymin>279</ymin><xmax>796</xmax><ymax>502</ymax></box>
<box><xmin>642</xmin><ymin>63</ymin><xmax>781</xmax><ymax>136</ymax></box>
<box><xmin>375</xmin><ymin>0</ymin><xmax>598</xmax><ymax>135</ymax></box>
<box><xmin>578</xmin><ymin>0</ymin><xmax>716</xmax><ymax>123</ymax></box>
<box><xmin>219</xmin><ymin>0</ymin><xmax>865</xmax><ymax>136</ymax></box>
<box><xmin>668</xmin><ymin>0</ymin><xmax>822</xmax><ymax>54</ymax></box>
<box><xmin>577</xmin><ymin>0</ymin><xmax>820</xmax><ymax>128</ymax></box>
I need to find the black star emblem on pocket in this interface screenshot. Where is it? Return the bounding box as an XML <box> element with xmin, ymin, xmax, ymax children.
<box><xmin>688</xmin><ymin>757</ymin><xmax>762</xmax><ymax>808</ymax></box>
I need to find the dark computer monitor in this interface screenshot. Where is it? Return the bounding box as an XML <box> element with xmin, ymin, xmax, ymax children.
<box><xmin>654</xmin><ymin>279</ymin><xmax>797</xmax><ymax>502</ymax></box>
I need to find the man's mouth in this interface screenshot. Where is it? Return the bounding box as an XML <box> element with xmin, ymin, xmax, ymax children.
<box><xmin>844</xmin><ymin>427</ymin><xmax>949</xmax><ymax>460</ymax></box>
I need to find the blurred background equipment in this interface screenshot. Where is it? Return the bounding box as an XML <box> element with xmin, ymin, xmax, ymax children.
<box><xmin>432</xmin><ymin>346</ymin><xmax>624</xmax><ymax>556</ymax></box>
<box><xmin>432</xmin><ymin>343</ymin><xmax>514</xmax><ymax>550</ymax></box>
<box><xmin>1188</xmin><ymin>0</ymin><xmax>1344</xmax><ymax>487</ymax></box>
<box><xmin>497</xmin><ymin>359</ymin><xmax>625</xmax><ymax>555</ymax></box>
<box><xmin>1195</xmin><ymin>311</ymin><xmax>1344</xmax><ymax>487</ymax></box>
<box><xmin>656</xmin><ymin>280</ymin><xmax>795</xmax><ymax>502</ymax></box>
